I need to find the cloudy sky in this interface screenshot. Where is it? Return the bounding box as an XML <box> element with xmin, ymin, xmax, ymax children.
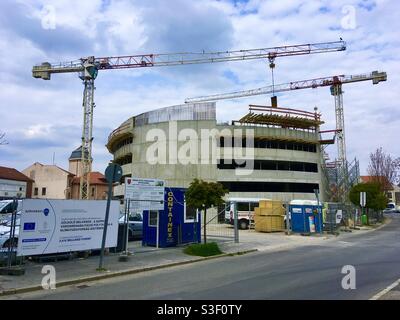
<box><xmin>0</xmin><ymin>0</ymin><xmax>398</xmax><ymax>175</ymax></box>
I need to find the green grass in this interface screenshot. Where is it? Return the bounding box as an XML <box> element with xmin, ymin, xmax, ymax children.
<box><xmin>183</xmin><ymin>242</ymin><xmax>223</xmax><ymax>257</ymax></box>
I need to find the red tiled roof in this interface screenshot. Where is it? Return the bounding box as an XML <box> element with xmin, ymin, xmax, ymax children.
<box><xmin>71</xmin><ymin>172</ymin><xmax>108</xmax><ymax>185</ymax></box>
<box><xmin>0</xmin><ymin>166</ymin><xmax>34</xmax><ymax>182</ymax></box>
<box><xmin>360</xmin><ymin>176</ymin><xmax>393</xmax><ymax>190</ymax></box>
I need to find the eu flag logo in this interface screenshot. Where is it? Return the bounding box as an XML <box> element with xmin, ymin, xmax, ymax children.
<box><xmin>24</xmin><ymin>223</ymin><xmax>36</xmax><ymax>231</ymax></box>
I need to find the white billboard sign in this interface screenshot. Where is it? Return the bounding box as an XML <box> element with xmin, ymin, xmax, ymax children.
<box><xmin>336</xmin><ymin>209</ymin><xmax>343</xmax><ymax>224</ymax></box>
<box><xmin>17</xmin><ymin>199</ymin><xmax>119</xmax><ymax>256</ymax></box>
<box><xmin>125</xmin><ymin>178</ymin><xmax>165</xmax><ymax>211</ymax></box>
<box><xmin>360</xmin><ymin>192</ymin><xmax>366</xmax><ymax>207</ymax></box>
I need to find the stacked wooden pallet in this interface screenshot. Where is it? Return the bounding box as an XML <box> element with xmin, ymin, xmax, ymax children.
<box><xmin>254</xmin><ymin>200</ymin><xmax>285</xmax><ymax>233</ymax></box>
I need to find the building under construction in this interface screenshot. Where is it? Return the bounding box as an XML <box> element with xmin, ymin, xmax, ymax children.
<box><xmin>107</xmin><ymin>102</ymin><xmax>336</xmax><ymax>202</ymax></box>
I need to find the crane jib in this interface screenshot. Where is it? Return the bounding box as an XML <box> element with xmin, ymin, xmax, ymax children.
<box><xmin>32</xmin><ymin>40</ymin><xmax>346</xmax><ymax>78</ymax></box>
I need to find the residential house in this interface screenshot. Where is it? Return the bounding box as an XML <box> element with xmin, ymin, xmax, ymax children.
<box><xmin>0</xmin><ymin>166</ymin><xmax>34</xmax><ymax>199</ymax></box>
<box><xmin>22</xmin><ymin>163</ymin><xmax>74</xmax><ymax>199</ymax></box>
<box><xmin>69</xmin><ymin>172</ymin><xmax>108</xmax><ymax>200</ymax></box>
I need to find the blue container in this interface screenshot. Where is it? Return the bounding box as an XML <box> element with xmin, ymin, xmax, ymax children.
<box><xmin>142</xmin><ymin>187</ymin><xmax>201</xmax><ymax>247</ymax></box>
<box><xmin>289</xmin><ymin>201</ymin><xmax>323</xmax><ymax>233</ymax></box>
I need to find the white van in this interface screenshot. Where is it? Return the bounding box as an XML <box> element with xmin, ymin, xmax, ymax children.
<box><xmin>224</xmin><ymin>198</ymin><xmax>270</xmax><ymax>230</ymax></box>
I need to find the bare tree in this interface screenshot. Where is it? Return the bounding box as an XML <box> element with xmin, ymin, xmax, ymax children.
<box><xmin>0</xmin><ymin>132</ymin><xmax>8</xmax><ymax>146</ymax></box>
<box><xmin>367</xmin><ymin>147</ymin><xmax>400</xmax><ymax>190</ymax></box>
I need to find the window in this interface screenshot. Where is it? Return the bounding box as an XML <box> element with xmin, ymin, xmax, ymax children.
<box><xmin>291</xmin><ymin>162</ymin><xmax>304</xmax><ymax>172</ymax></box>
<box><xmin>91</xmin><ymin>187</ymin><xmax>95</xmax><ymax>197</ymax></box>
<box><xmin>261</xmin><ymin>161</ymin><xmax>277</xmax><ymax>170</ymax></box>
<box><xmin>219</xmin><ymin>160</ymin><xmax>318</xmax><ymax>173</ymax></box>
<box><xmin>220</xmin><ymin>138</ymin><xmax>317</xmax><ymax>153</ymax></box>
<box><xmin>250</xmin><ymin>202</ymin><xmax>258</xmax><ymax>211</ymax></box>
<box><xmin>184</xmin><ymin>205</ymin><xmax>198</xmax><ymax>223</ymax></box>
<box><xmin>304</xmin><ymin>163</ymin><xmax>318</xmax><ymax>173</ymax></box>
<box><xmin>34</xmin><ymin>188</ymin><xmax>38</xmax><ymax>196</ymax></box>
<box><xmin>220</xmin><ymin>182</ymin><xmax>320</xmax><ymax>194</ymax></box>
<box><xmin>129</xmin><ymin>213</ymin><xmax>143</xmax><ymax>222</ymax></box>
<box><xmin>277</xmin><ymin>161</ymin><xmax>290</xmax><ymax>171</ymax></box>
<box><xmin>42</xmin><ymin>188</ymin><xmax>47</xmax><ymax>196</ymax></box>
<box><xmin>149</xmin><ymin>211</ymin><xmax>158</xmax><ymax>227</ymax></box>
<box><xmin>237</xmin><ymin>202</ymin><xmax>250</xmax><ymax>211</ymax></box>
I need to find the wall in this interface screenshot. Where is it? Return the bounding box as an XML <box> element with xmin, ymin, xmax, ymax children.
<box><xmin>0</xmin><ymin>179</ymin><xmax>27</xmax><ymax>198</ymax></box>
<box><xmin>68</xmin><ymin>160</ymin><xmax>81</xmax><ymax>177</ymax></box>
<box><xmin>70</xmin><ymin>183</ymin><xmax>108</xmax><ymax>200</ymax></box>
<box><xmin>111</xmin><ymin>119</ymin><xmax>325</xmax><ymax>202</ymax></box>
<box><xmin>22</xmin><ymin>164</ymin><xmax>70</xmax><ymax>199</ymax></box>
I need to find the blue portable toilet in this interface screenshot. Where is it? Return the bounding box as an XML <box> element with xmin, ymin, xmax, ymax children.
<box><xmin>142</xmin><ymin>187</ymin><xmax>201</xmax><ymax>247</ymax></box>
<box><xmin>289</xmin><ymin>200</ymin><xmax>323</xmax><ymax>233</ymax></box>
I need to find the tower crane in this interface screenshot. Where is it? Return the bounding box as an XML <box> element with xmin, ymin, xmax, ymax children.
<box><xmin>32</xmin><ymin>40</ymin><xmax>346</xmax><ymax>200</ymax></box>
<box><xmin>185</xmin><ymin>71</ymin><xmax>387</xmax><ymax>171</ymax></box>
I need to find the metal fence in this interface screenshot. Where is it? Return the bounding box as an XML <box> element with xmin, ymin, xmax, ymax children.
<box><xmin>324</xmin><ymin>202</ymin><xmax>383</xmax><ymax>234</ymax></box>
<box><xmin>203</xmin><ymin>205</ymin><xmax>237</xmax><ymax>241</ymax></box>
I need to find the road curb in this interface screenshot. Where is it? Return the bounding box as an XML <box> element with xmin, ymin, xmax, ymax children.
<box><xmin>358</xmin><ymin>218</ymin><xmax>391</xmax><ymax>233</ymax></box>
<box><xmin>370</xmin><ymin>278</ymin><xmax>400</xmax><ymax>300</ymax></box>
<box><xmin>333</xmin><ymin>217</ymin><xmax>392</xmax><ymax>239</ymax></box>
<box><xmin>0</xmin><ymin>249</ymin><xmax>257</xmax><ymax>297</ymax></box>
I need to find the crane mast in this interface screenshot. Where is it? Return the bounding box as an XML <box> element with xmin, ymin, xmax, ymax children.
<box><xmin>32</xmin><ymin>41</ymin><xmax>346</xmax><ymax>200</ymax></box>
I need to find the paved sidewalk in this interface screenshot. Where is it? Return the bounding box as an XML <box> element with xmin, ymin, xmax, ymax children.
<box><xmin>0</xmin><ymin>240</ymin><xmax>256</xmax><ymax>296</ymax></box>
<box><xmin>378</xmin><ymin>284</ymin><xmax>400</xmax><ymax>300</ymax></box>
<box><xmin>0</xmin><ymin>219</ymin><xmax>388</xmax><ymax>297</ymax></box>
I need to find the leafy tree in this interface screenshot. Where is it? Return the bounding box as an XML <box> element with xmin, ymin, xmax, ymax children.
<box><xmin>185</xmin><ymin>179</ymin><xmax>228</xmax><ymax>244</ymax></box>
<box><xmin>349</xmin><ymin>182</ymin><xmax>387</xmax><ymax>224</ymax></box>
<box><xmin>367</xmin><ymin>147</ymin><xmax>400</xmax><ymax>189</ymax></box>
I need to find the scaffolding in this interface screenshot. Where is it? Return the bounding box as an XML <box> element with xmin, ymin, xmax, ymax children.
<box><xmin>324</xmin><ymin>157</ymin><xmax>360</xmax><ymax>203</ymax></box>
<box><xmin>236</xmin><ymin>105</ymin><xmax>324</xmax><ymax>132</ymax></box>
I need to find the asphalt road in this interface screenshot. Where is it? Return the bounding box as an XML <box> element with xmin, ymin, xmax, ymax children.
<box><xmin>8</xmin><ymin>214</ymin><xmax>400</xmax><ymax>300</ymax></box>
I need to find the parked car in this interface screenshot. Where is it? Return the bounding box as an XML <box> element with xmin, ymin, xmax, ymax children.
<box><xmin>0</xmin><ymin>213</ymin><xmax>20</xmax><ymax>248</ymax></box>
<box><xmin>383</xmin><ymin>202</ymin><xmax>399</xmax><ymax>214</ymax></box>
<box><xmin>0</xmin><ymin>200</ymin><xmax>22</xmax><ymax>214</ymax></box>
<box><xmin>119</xmin><ymin>212</ymin><xmax>143</xmax><ymax>240</ymax></box>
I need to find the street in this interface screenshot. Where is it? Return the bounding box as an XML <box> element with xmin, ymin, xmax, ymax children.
<box><xmin>7</xmin><ymin>214</ymin><xmax>400</xmax><ymax>300</ymax></box>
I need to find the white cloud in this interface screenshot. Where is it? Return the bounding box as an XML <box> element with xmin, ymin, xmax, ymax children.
<box><xmin>25</xmin><ymin>124</ymin><xmax>52</xmax><ymax>138</ymax></box>
<box><xmin>0</xmin><ymin>0</ymin><xmax>399</xmax><ymax>175</ymax></box>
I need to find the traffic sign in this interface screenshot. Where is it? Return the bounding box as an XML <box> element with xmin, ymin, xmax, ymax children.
<box><xmin>360</xmin><ymin>192</ymin><xmax>366</xmax><ymax>207</ymax></box>
<box><xmin>105</xmin><ymin>163</ymin><xmax>123</xmax><ymax>183</ymax></box>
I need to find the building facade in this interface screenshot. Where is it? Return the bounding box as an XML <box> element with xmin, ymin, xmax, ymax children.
<box><xmin>68</xmin><ymin>146</ymin><xmax>92</xmax><ymax>177</ymax></box>
<box><xmin>69</xmin><ymin>172</ymin><xmax>108</xmax><ymax>200</ymax></box>
<box><xmin>0</xmin><ymin>166</ymin><xmax>34</xmax><ymax>199</ymax></box>
<box><xmin>107</xmin><ymin>103</ymin><xmax>328</xmax><ymax>202</ymax></box>
<box><xmin>361</xmin><ymin>175</ymin><xmax>400</xmax><ymax>207</ymax></box>
<box><xmin>22</xmin><ymin>163</ymin><xmax>74</xmax><ymax>199</ymax></box>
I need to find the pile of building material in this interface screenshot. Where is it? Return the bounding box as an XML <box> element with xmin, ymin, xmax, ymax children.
<box><xmin>254</xmin><ymin>200</ymin><xmax>286</xmax><ymax>233</ymax></box>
